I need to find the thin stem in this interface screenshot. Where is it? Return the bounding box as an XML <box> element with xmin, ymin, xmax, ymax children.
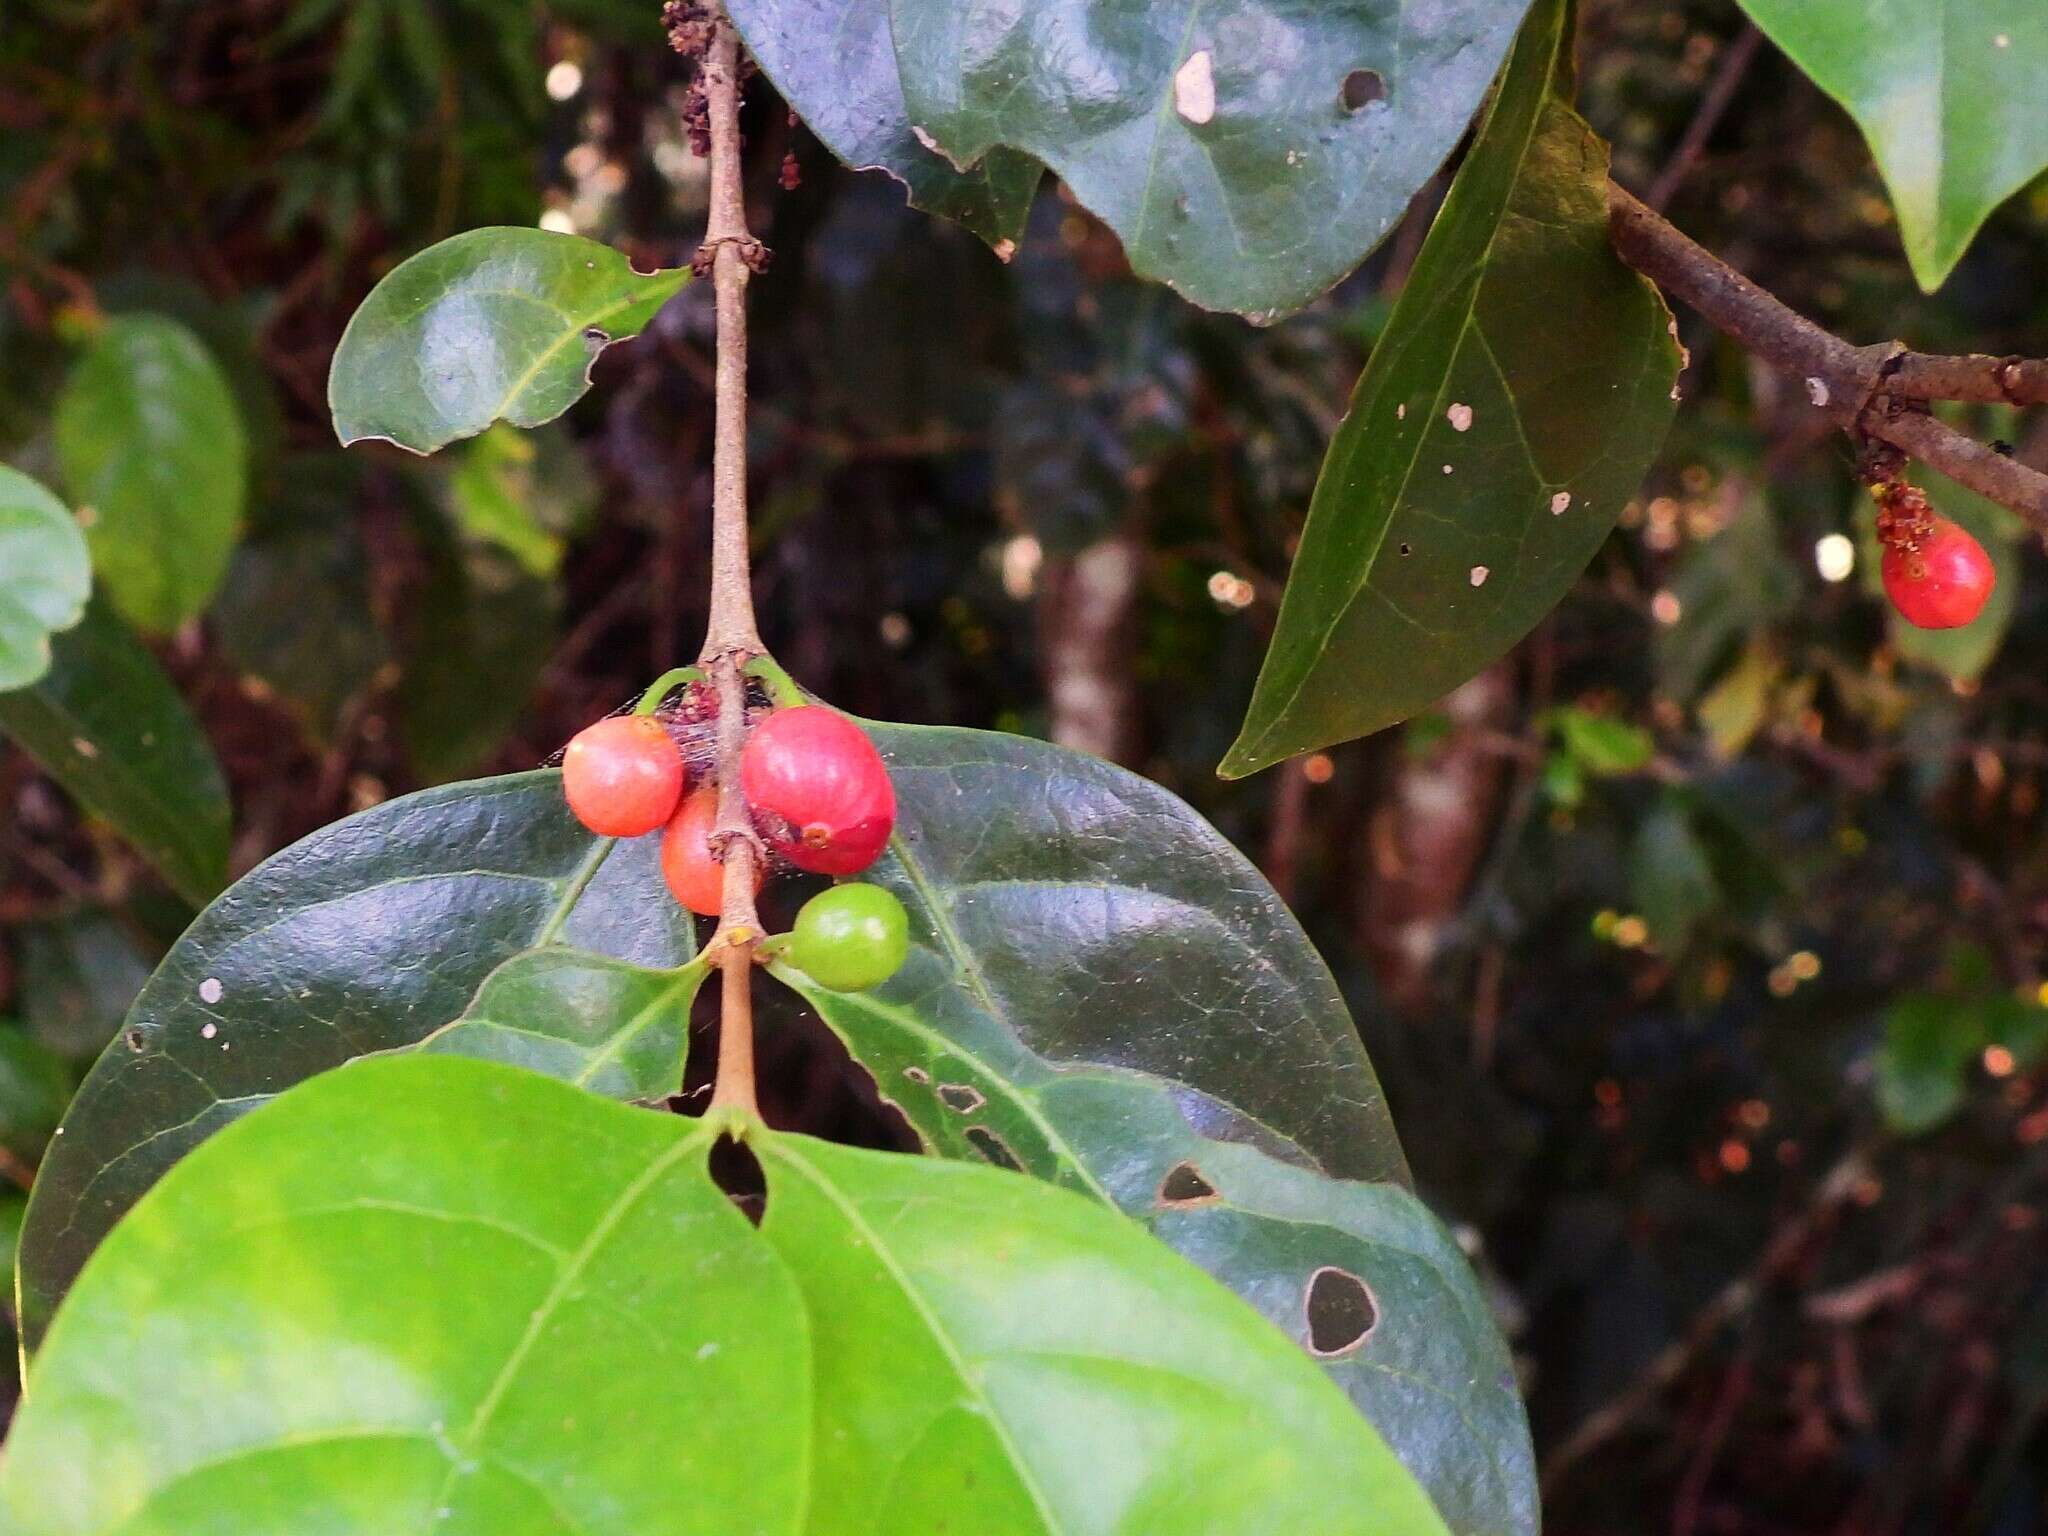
<box><xmin>684</xmin><ymin>3</ymin><xmax>768</xmax><ymax>1120</ymax></box>
<box><xmin>1607</xmin><ymin>183</ymin><xmax>2048</xmax><ymax>529</ymax></box>
<box><xmin>633</xmin><ymin>665</ymin><xmax>706</xmax><ymax>715</ymax></box>
<box><xmin>697</xmin><ymin>11</ymin><xmax>764</xmax><ymax>665</ymax></box>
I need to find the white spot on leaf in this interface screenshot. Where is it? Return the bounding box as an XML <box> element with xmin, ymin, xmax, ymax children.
<box><xmin>1447</xmin><ymin>403</ymin><xmax>1473</xmax><ymax>432</ymax></box>
<box><xmin>1806</xmin><ymin>376</ymin><xmax>1830</xmax><ymax>407</ymax></box>
<box><xmin>1551</xmin><ymin>491</ymin><xmax>1572</xmax><ymax>515</ymax></box>
<box><xmin>199</xmin><ymin>977</ymin><xmax>224</xmax><ymax>1004</ymax></box>
<box><xmin>1174</xmin><ymin>50</ymin><xmax>1217</xmax><ymax>125</ymax></box>
<box><xmin>1469</xmin><ymin>566</ymin><xmax>1489</xmax><ymax>587</ymax></box>
<box><xmin>201</xmin><ymin>1022</ymin><xmax>217</xmax><ymax>1040</ymax></box>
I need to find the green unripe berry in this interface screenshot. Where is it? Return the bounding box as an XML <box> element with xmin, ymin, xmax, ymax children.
<box><xmin>788</xmin><ymin>883</ymin><xmax>909</xmax><ymax>991</ymax></box>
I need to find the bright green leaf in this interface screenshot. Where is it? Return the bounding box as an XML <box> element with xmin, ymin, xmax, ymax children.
<box><xmin>0</xmin><ymin>1057</ymin><xmax>807</xmax><ymax>1536</ymax></box>
<box><xmin>1552</xmin><ymin>707</ymin><xmax>1654</xmax><ymax>776</ymax></box>
<box><xmin>1223</xmin><ymin>0</ymin><xmax>1679</xmax><ymax>773</ymax></box>
<box><xmin>329</xmin><ymin>228</ymin><xmax>688</xmax><ymax>454</ymax></box>
<box><xmin>6</xmin><ymin>1055</ymin><xmax>1452</xmax><ymax>1534</ymax></box>
<box><xmin>0</xmin><ymin>599</ymin><xmax>231</xmax><ymax>907</ymax></box>
<box><xmin>13</xmin><ymin>771</ymin><xmax>693</xmax><ymax>1349</ymax></box>
<box><xmin>758</xmin><ymin>1130</ymin><xmax>1453</xmax><ymax>1536</ymax></box>
<box><xmin>724</xmin><ymin>0</ymin><xmax>1042</xmax><ymax>248</ymax></box>
<box><xmin>54</xmin><ymin>315</ymin><xmax>248</xmax><ymax>633</ymax></box>
<box><xmin>887</xmin><ymin>0</ymin><xmax>1533</xmax><ymax>319</ymax></box>
<box><xmin>0</xmin><ymin>466</ymin><xmax>90</xmax><ymax>691</ymax></box>
<box><xmin>1734</xmin><ymin>2</ymin><xmax>2048</xmax><ymax>289</ymax></box>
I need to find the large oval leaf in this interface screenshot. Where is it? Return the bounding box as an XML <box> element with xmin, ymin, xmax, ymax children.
<box><xmin>1</xmin><ymin>1057</ymin><xmax>805</xmax><ymax>1536</ymax></box>
<box><xmin>864</xmin><ymin>719</ymin><xmax>1406</xmax><ymax>1183</ymax></box>
<box><xmin>329</xmin><ymin>228</ymin><xmax>689</xmax><ymax>454</ymax></box>
<box><xmin>54</xmin><ymin>314</ymin><xmax>248</xmax><ymax>633</ymax></box>
<box><xmin>0</xmin><ymin>466</ymin><xmax>89</xmax><ymax>691</ymax></box>
<box><xmin>0</xmin><ymin>599</ymin><xmax>231</xmax><ymax>908</ymax></box>
<box><xmin>1223</xmin><ymin>0</ymin><xmax>1680</xmax><ymax>775</ymax></box>
<box><xmin>1736</xmin><ymin>1</ymin><xmax>2048</xmax><ymax>291</ymax></box>
<box><xmin>4</xmin><ymin>1054</ymin><xmax>1448</xmax><ymax>1535</ymax></box>
<box><xmin>757</xmin><ymin>1129</ymin><xmax>1450</xmax><ymax>1535</ymax></box>
<box><xmin>14</xmin><ymin>772</ymin><xmax>694</xmax><ymax>1348</ymax></box>
<box><xmin>887</xmin><ymin>0</ymin><xmax>1533</xmax><ymax>318</ymax></box>
<box><xmin>725</xmin><ymin>0</ymin><xmax>1041</xmax><ymax>250</ymax></box>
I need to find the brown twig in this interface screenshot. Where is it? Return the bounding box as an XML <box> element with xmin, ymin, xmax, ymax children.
<box><xmin>1541</xmin><ymin>1137</ymin><xmax>1882</xmax><ymax>1492</ymax></box>
<box><xmin>683</xmin><ymin>2</ymin><xmax>767</xmax><ymax>1121</ymax></box>
<box><xmin>1644</xmin><ymin>23</ymin><xmax>1763</xmax><ymax>214</ymax></box>
<box><xmin>1607</xmin><ymin>184</ymin><xmax>2048</xmax><ymax>529</ymax></box>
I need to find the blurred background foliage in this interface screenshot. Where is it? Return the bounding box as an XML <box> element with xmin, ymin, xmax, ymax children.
<box><xmin>4</xmin><ymin>0</ymin><xmax>2048</xmax><ymax>1530</ymax></box>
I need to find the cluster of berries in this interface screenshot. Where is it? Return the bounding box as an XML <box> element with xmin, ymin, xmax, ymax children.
<box><xmin>560</xmin><ymin>691</ymin><xmax>908</xmax><ymax>991</ymax></box>
<box><xmin>1874</xmin><ymin>480</ymin><xmax>1995</xmax><ymax>630</ymax></box>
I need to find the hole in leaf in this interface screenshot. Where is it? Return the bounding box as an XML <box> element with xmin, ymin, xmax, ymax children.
<box><xmin>709</xmin><ymin>1134</ymin><xmax>767</xmax><ymax>1226</ymax></box>
<box><xmin>1398</xmin><ymin>542</ymin><xmax>1412</xmax><ymax>557</ymax></box>
<box><xmin>937</xmin><ymin>1083</ymin><xmax>986</xmax><ymax>1115</ymax></box>
<box><xmin>1305</xmin><ymin>1265</ymin><xmax>1378</xmax><ymax>1357</ymax></box>
<box><xmin>964</xmin><ymin>1125</ymin><xmax>1023</xmax><ymax>1172</ymax></box>
<box><xmin>1156</xmin><ymin>1160</ymin><xmax>1222</xmax><ymax>1207</ymax></box>
<box><xmin>903</xmin><ymin>1065</ymin><xmax>931</xmax><ymax>1085</ymax></box>
<box><xmin>123</xmin><ymin>1027</ymin><xmax>147</xmax><ymax>1053</ymax></box>
<box><xmin>1340</xmin><ymin>69</ymin><xmax>1386</xmax><ymax>112</ymax></box>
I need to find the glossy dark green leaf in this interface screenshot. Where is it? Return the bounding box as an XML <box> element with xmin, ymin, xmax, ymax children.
<box><xmin>768</xmin><ymin>719</ymin><xmax>1535</xmax><ymax>1535</ymax></box>
<box><xmin>1</xmin><ymin>1057</ymin><xmax>806</xmax><ymax>1536</ymax></box>
<box><xmin>0</xmin><ymin>465</ymin><xmax>90</xmax><ymax>691</ymax></box>
<box><xmin>867</xmin><ymin>719</ymin><xmax>1404</xmax><ymax>1183</ymax></box>
<box><xmin>1735</xmin><ymin>2</ymin><xmax>2048</xmax><ymax>290</ymax></box>
<box><xmin>212</xmin><ymin>455</ymin><xmax>388</xmax><ymax>742</ymax></box>
<box><xmin>1223</xmin><ymin>0</ymin><xmax>1680</xmax><ymax>774</ymax></box>
<box><xmin>757</xmin><ymin>1130</ymin><xmax>1452</xmax><ymax>1536</ymax></box>
<box><xmin>54</xmin><ymin>315</ymin><xmax>247</xmax><ymax>633</ymax></box>
<box><xmin>14</xmin><ymin>771</ymin><xmax>693</xmax><ymax>1348</ymax></box>
<box><xmin>329</xmin><ymin>228</ymin><xmax>688</xmax><ymax>454</ymax></box>
<box><xmin>724</xmin><ymin>0</ymin><xmax>1041</xmax><ymax>249</ymax></box>
<box><xmin>887</xmin><ymin>0</ymin><xmax>1533</xmax><ymax>318</ymax></box>
<box><xmin>0</xmin><ymin>599</ymin><xmax>231</xmax><ymax>907</ymax></box>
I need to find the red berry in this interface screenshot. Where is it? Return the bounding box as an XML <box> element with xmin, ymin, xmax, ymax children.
<box><xmin>660</xmin><ymin>784</ymin><xmax>760</xmax><ymax>917</ymax></box>
<box><xmin>1882</xmin><ymin>516</ymin><xmax>1995</xmax><ymax>630</ymax></box>
<box><xmin>562</xmin><ymin>716</ymin><xmax>684</xmax><ymax>837</ymax></box>
<box><xmin>739</xmin><ymin>707</ymin><xmax>896</xmax><ymax>876</ymax></box>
